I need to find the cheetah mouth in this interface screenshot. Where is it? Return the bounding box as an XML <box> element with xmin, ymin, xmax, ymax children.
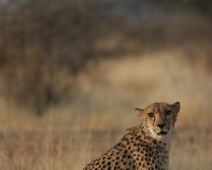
<box><xmin>157</xmin><ymin>131</ymin><xmax>168</xmax><ymax>136</ymax></box>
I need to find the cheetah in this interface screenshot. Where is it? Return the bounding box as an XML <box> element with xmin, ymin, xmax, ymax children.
<box><xmin>83</xmin><ymin>102</ymin><xmax>180</xmax><ymax>170</ymax></box>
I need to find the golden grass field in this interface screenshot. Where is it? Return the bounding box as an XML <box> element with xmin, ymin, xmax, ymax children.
<box><xmin>0</xmin><ymin>50</ymin><xmax>212</xmax><ymax>170</ymax></box>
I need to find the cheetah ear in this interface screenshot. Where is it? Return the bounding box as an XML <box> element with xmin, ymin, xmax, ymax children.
<box><xmin>135</xmin><ymin>108</ymin><xmax>144</xmax><ymax>117</ymax></box>
<box><xmin>171</xmin><ymin>102</ymin><xmax>180</xmax><ymax>114</ymax></box>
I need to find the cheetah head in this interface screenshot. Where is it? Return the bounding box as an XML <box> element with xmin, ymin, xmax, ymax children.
<box><xmin>135</xmin><ymin>102</ymin><xmax>180</xmax><ymax>140</ymax></box>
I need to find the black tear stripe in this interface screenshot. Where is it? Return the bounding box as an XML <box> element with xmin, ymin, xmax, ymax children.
<box><xmin>153</xmin><ymin>103</ymin><xmax>157</xmax><ymax>126</ymax></box>
<box><xmin>153</xmin><ymin>114</ymin><xmax>155</xmax><ymax>126</ymax></box>
<box><xmin>165</xmin><ymin>115</ymin><xmax>170</xmax><ymax>132</ymax></box>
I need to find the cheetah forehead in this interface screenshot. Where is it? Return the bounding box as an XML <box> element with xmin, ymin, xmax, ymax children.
<box><xmin>145</xmin><ymin>102</ymin><xmax>175</xmax><ymax>113</ymax></box>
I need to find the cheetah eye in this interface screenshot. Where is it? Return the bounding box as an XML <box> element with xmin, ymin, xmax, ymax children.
<box><xmin>165</xmin><ymin>110</ymin><xmax>171</xmax><ymax>116</ymax></box>
<box><xmin>148</xmin><ymin>113</ymin><xmax>154</xmax><ymax>117</ymax></box>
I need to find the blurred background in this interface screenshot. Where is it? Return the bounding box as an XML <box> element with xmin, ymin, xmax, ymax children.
<box><xmin>0</xmin><ymin>0</ymin><xmax>212</xmax><ymax>169</ymax></box>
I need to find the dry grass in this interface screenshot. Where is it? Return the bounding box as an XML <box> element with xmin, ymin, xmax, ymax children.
<box><xmin>1</xmin><ymin>52</ymin><xmax>212</xmax><ymax>170</ymax></box>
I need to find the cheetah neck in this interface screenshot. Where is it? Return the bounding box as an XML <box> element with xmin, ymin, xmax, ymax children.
<box><xmin>127</xmin><ymin>124</ymin><xmax>173</xmax><ymax>152</ymax></box>
<box><xmin>142</xmin><ymin>125</ymin><xmax>173</xmax><ymax>153</ymax></box>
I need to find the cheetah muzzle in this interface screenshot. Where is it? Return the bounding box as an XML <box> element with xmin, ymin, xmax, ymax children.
<box><xmin>83</xmin><ymin>102</ymin><xmax>180</xmax><ymax>170</ymax></box>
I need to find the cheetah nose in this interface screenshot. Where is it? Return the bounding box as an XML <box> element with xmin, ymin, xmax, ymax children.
<box><xmin>156</xmin><ymin>124</ymin><xmax>165</xmax><ymax>128</ymax></box>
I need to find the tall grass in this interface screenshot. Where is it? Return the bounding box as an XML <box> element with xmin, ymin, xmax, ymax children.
<box><xmin>0</xmin><ymin>53</ymin><xmax>212</xmax><ymax>169</ymax></box>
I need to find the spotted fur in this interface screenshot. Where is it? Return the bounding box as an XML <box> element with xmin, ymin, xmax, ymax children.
<box><xmin>83</xmin><ymin>102</ymin><xmax>180</xmax><ymax>170</ymax></box>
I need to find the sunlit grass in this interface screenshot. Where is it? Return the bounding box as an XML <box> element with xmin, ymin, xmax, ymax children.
<box><xmin>0</xmin><ymin>53</ymin><xmax>212</xmax><ymax>169</ymax></box>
